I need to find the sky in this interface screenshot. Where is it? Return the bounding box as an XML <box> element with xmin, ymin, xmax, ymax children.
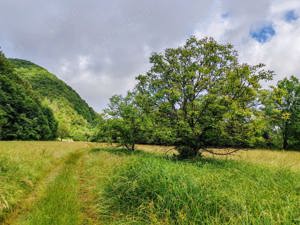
<box><xmin>0</xmin><ymin>0</ymin><xmax>300</xmax><ymax>112</ymax></box>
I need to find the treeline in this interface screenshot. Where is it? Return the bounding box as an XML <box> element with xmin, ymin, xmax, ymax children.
<box><xmin>95</xmin><ymin>37</ymin><xmax>300</xmax><ymax>157</ymax></box>
<box><xmin>0</xmin><ymin>51</ymin><xmax>57</xmax><ymax>140</ymax></box>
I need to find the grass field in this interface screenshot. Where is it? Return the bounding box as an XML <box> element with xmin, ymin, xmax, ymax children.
<box><xmin>0</xmin><ymin>142</ymin><xmax>299</xmax><ymax>224</ymax></box>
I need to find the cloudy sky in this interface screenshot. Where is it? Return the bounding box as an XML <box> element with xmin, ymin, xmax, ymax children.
<box><xmin>1</xmin><ymin>0</ymin><xmax>300</xmax><ymax>111</ymax></box>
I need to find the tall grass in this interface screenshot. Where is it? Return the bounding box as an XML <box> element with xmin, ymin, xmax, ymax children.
<box><xmin>102</xmin><ymin>154</ymin><xmax>300</xmax><ymax>224</ymax></box>
<box><xmin>136</xmin><ymin>145</ymin><xmax>300</xmax><ymax>171</ymax></box>
<box><xmin>1</xmin><ymin>143</ymin><xmax>300</xmax><ymax>224</ymax></box>
<box><xmin>78</xmin><ymin>149</ymin><xmax>131</xmax><ymax>224</ymax></box>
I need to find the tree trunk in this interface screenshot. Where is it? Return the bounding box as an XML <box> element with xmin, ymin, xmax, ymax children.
<box><xmin>131</xmin><ymin>143</ymin><xmax>135</xmax><ymax>151</ymax></box>
<box><xmin>282</xmin><ymin>121</ymin><xmax>288</xmax><ymax>150</ymax></box>
<box><xmin>125</xmin><ymin>143</ymin><xmax>135</xmax><ymax>151</ymax></box>
<box><xmin>177</xmin><ymin>146</ymin><xmax>199</xmax><ymax>159</ymax></box>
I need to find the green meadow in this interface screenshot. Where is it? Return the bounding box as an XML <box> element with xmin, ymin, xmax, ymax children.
<box><xmin>0</xmin><ymin>142</ymin><xmax>299</xmax><ymax>225</ymax></box>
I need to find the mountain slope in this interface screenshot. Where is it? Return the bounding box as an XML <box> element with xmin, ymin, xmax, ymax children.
<box><xmin>0</xmin><ymin>52</ymin><xmax>57</xmax><ymax>140</ymax></box>
<box><xmin>9</xmin><ymin>58</ymin><xmax>98</xmax><ymax>140</ymax></box>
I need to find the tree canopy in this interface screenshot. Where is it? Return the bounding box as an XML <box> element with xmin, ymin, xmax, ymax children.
<box><xmin>100</xmin><ymin>92</ymin><xmax>151</xmax><ymax>150</ymax></box>
<box><xmin>133</xmin><ymin>37</ymin><xmax>273</xmax><ymax>157</ymax></box>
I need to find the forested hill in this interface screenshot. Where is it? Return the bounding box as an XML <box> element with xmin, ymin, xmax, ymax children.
<box><xmin>8</xmin><ymin>58</ymin><xmax>98</xmax><ymax>140</ymax></box>
<box><xmin>0</xmin><ymin>52</ymin><xmax>57</xmax><ymax>140</ymax></box>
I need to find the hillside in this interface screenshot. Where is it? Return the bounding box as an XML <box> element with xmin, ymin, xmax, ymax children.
<box><xmin>9</xmin><ymin>58</ymin><xmax>98</xmax><ymax>140</ymax></box>
<box><xmin>0</xmin><ymin>53</ymin><xmax>57</xmax><ymax>140</ymax></box>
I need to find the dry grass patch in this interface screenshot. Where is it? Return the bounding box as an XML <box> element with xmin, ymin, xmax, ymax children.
<box><xmin>136</xmin><ymin>144</ymin><xmax>300</xmax><ymax>172</ymax></box>
<box><xmin>204</xmin><ymin>148</ymin><xmax>300</xmax><ymax>172</ymax></box>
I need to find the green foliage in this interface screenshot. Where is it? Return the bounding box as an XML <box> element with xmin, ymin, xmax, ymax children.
<box><xmin>0</xmin><ymin>52</ymin><xmax>57</xmax><ymax>140</ymax></box>
<box><xmin>102</xmin><ymin>93</ymin><xmax>152</xmax><ymax>150</ymax></box>
<box><xmin>103</xmin><ymin>154</ymin><xmax>300</xmax><ymax>224</ymax></box>
<box><xmin>8</xmin><ymin>58</ymin><xmax>98</xmax><ymax>141</ymax></box>
<box><xmin>262</xmin><ymin>76</ymin><xmax>300</xmax><ymax>149</ymax></box>
<box><xmin>134</xmin><ymin>36</ymin><xmax>273</xmax><ymax>157</ymax></box>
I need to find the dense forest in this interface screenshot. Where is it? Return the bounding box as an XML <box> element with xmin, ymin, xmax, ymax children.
<box><xmin>1</xmin><ymin>36</ymin><xmax>300</xmax><ymax>156</ymax></box>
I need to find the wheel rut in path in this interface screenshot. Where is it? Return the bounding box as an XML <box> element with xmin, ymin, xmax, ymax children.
<box><xmin>78</xmin><ymin>155</ymin><xmax>102</xmax><ymax>225</ymax></box>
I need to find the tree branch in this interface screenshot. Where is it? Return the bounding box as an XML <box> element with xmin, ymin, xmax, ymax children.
<box><xmin>164</xmin><ymin>147</ymin><xmax>176</xmax><ymax>155</ymax></box>
<box><xmin>203</xmin><ymin>148</ymin><xmax>240</xmax><ymax>155</ymax></box>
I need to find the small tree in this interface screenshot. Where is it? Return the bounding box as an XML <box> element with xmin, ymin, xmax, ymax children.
<box><xmin>104</xmin><ymin>92</ymin><xmax>151</xmax><ymax>151</ymax></box>
<box><xmin>57</xmin><ymin>123</ymin><xmax>70</xmax><ymax>141</ymax></box>
<box><xmin>262</xmin><ymin>76</ymin><xmax>300</xmax><ymax>149</ymax></box>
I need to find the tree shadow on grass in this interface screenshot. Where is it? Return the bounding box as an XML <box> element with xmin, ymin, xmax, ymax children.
<box><xmin>89</xmin><ymin>146</ymin><xmax>241</xmax><ymax>170</ymax></box>
<box><xmin>89</xmin><ymin>147</ymin><xmax>150</xmax><ymax>157</ymax></box>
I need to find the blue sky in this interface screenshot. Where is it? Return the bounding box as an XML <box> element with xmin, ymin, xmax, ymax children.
<box><xmin>250</xmin><ymin>24</ymin><xmax>276</xmax><ymax>43</ymax></box>
<box><xmin>0</xmin><ymin>0</ymin><xmax>300</xmax><ymax>111</ymax></box>
<box><xmin>285</xmin><ymin>10</ymin><xmax>298</xmax><ymax>22</ymax></box>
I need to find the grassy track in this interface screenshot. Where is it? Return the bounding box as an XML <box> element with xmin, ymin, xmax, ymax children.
<box><xmin>3</xmin><ymin>156</ymin><xmax>66</xmax><ymax>225</ymax></box>
<box><xmin>0</xmin><ymin>142</ymin><xmax>84</xmax><ymax>222</ymax></box>
<box><xmin>0</xmin><ymin>141</ymin><xmax>104</xmax><ymax>223</ymax></box>
<box><xmin>18</xmin><ymin>152</ymin><xmax>83</xmax><ymax>225</ymax></box>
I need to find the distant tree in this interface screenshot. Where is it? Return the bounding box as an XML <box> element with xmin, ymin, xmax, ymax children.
<box><xmin>57</xmin><ymin>123</ymin><xmax>70</xmax><ymax>141</ymax></box>
<box><xmin>103</xmin><ymin>92</ymin><xmax>151</xmax><ymax>151</ymax></box>
<box><xmin>41</xmin><ymin>106</ymin><xmax>58</xmax><ymax>139</ymax></box>
<box><xmin>135</xmin><ymin>37</ymin><xmax>273</xmax><ymax>158</ymax></box>
<box><xmin>262</xmin><ymin>76</ymin><xmax>300</xmax><ymax>149</ymax></box>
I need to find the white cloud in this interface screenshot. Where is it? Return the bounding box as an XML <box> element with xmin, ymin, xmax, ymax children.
<box><xmin>194</xmin><ymin>0</ymin><xmax>300</xmax><ymax>84</ymax></box>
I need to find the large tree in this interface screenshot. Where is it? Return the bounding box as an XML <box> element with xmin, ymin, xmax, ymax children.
<box><xmin>135</xmin><ymin>37</ymin><xmax>272</xmax><ymax>158</ymax></box>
